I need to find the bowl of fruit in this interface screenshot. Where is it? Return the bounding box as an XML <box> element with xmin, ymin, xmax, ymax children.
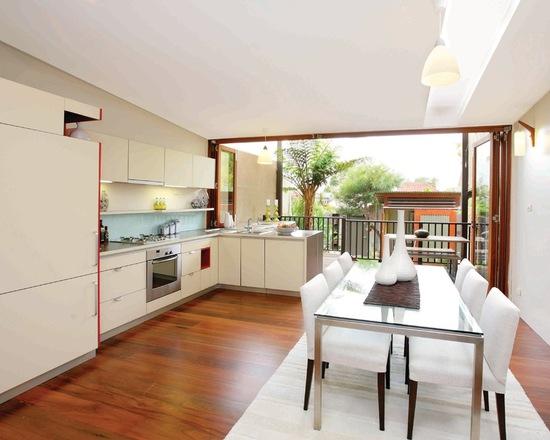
<box><xmin>276</xmin><ymin>221</ymin><xmax>298</xmax><ymax>236</ymax></box>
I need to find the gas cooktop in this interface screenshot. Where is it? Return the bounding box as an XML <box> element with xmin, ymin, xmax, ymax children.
<box><xmin>115</xmin><ymin>234</ymin><xmax>169</xmax><ymax>245</ymax></box>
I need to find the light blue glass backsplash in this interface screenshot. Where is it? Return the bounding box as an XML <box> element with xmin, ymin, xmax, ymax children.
<box><xmin>101</xmin><ymin>212</ymin><xmax>205</xmax><ymax>240</ymax></box>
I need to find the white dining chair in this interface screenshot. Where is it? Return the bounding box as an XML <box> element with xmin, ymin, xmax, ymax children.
<box><xmin>300</xmin><ymin>274</ymin><xmax>392</xmax><ymax>430</ymax></box>
<box><xmin>406</xmin><ymin>288</ymin><xmax>520</xmax><ymax>440</ymax></box>
<box><xmin>460</xmin><ymin>269</ymin><xmax>489</xmax><ymax>322</ymax></box>
<box><xmin>337</xmin><ymin>252</ymin><xmax>354</xmax><ymax>274</ymax></box>
<box><xmin>455</xmin><ymin>258</ymin><xmax>474</xmax><ymax>292</ymax></box>
<box><xmin>323</xmin><ymin>260</ymin><xmax>345</xmax><ymax>291</ymax></box>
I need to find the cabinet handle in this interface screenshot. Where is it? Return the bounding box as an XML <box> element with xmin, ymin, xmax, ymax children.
<box><xmin>113</xmin><ymin>296</ymin><xmax>123</xmax><ymax>302</ymax></box>
<box><xmin>93</xmin><ymin>281</ymin><xmax>98</xmax><ymax>317</ymax></box>
<box><xmin>93</xmin><ymin>231</ymin><xmax>99</xmax><ymax>267</ymax></box>
<box><xmin>114</xmin><ymin>266</ymin><xmax>123</xmax><ymax>272</ymax></box>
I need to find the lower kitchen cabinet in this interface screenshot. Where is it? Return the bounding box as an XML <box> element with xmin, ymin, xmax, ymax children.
<box><xmin>265</xmin><ymin>240</ymin><xmax>305</xmax><ymax>292</ymax></box>
<box><xmin>218</xmin><ymin>237</ymin><xmax>241</xmax><ymax>286</ymax></box>
<box><xmin>241</xmin><ymin>238</ymin><xmax>265</xmax><ymax>288</ymax></box>
<box><xmin>0</xmin><ymin>274</ymin><xmax>98</xmax><ymax>395</ymax></box>
<box><xmin>100</xmin><ymin>289</ymin><xmax>146</xmax><ymax>333</ymax></box>
<box><xmin>101</xmin><ymin>262</ymin><xmax>146</xmax><ymax>302</ymax></box>
<box><xmin>146</xmin><ymin>290</ymin><xmax>183</xmax><ymax>314</ymax></box>
<box><xmin>182</xmin><ymin>272</ymin><xmax>201</xmax><ymax>298</ymax></box>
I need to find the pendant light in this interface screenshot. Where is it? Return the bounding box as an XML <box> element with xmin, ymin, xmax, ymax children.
<box><xmin>257</xmin><ymin>135</ymin><xmax>273</xmax><ymax>165</ymax></box>
<box><xmin>421</xmin><ymin>2</ymin><xmax>460</xmax><ymax>87</ymax></box>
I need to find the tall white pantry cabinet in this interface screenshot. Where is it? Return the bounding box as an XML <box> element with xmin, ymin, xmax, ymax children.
<box><xmin>0</xmin><ymin>77</ymin><xmax>101</xmax><ymax>401</ymax></box>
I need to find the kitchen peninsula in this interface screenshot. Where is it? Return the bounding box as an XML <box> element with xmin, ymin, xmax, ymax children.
<box><xmin>99</xmin><ymin>228</ymin><xmax>323</xmax><ymax>340</ymax></box>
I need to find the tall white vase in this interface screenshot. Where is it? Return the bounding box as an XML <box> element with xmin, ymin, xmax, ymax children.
<box><xmin>389</xmin><ymin>210</ymin><xmax>417</xmax><ymax>281</ymax></box>
<box><xmin>375</xmin><ymin>232</ymin><xmax>397</xmax><ymax>285</ymax></box>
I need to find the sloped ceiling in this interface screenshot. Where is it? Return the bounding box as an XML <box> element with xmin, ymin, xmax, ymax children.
<box><xmin>0</xmin><ymin>0</ymin><xmax>549</xmax><ymax>138</ymax></box>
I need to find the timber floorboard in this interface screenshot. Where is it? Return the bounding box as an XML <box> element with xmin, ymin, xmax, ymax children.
<box><xmin>0</xmin><ymin>290</ymin><xmax>549</xmax><ymax>439</ymax></box>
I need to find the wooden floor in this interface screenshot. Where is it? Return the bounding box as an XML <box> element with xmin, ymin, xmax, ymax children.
<box><xmin>0</xmin><ymin>290</ymin><xmax>304</xmax><ymax>440</ymax></box>
<box><xmin>510</xmin><ymin>319</ymin><xmax>550</xmax><ymax>428</ymax></box>
<box><xmin>0</xmin><ymin>289</ymin><xmax>549</xmax><ymax>439</ymax></box>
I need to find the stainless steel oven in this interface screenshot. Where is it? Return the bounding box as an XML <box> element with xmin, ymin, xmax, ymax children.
<box><xmin>146</xmin><ymin>244</ymin><xmax>181</xmax><ymax>303</ymax></box>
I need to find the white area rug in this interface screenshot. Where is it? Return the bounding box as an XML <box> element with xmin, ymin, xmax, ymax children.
<box><xmin>226</xmin><ymin>336</ymin><xmax>550</xmax><ymax>439</ymax></box>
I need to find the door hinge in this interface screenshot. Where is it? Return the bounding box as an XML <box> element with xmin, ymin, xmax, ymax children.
<box><xmin>492</xmin><ymin>214</ymin><xmax>500</xmax><ymax>223</ymax></box>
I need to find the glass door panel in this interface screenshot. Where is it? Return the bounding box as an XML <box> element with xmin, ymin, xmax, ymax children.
<box><xmin>473</xmin><ymin>140</ymin><xmax>491</xmax><ymax>280</ymax></box>
<box><xmin>217</xmin><ymin>146</ymin><xmax>236</xmax><ymax>226</ymax></box>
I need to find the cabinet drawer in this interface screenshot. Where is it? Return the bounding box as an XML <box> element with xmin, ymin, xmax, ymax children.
<box><xmin>101</xmin><ymin>262</ymin><xmax>146</xmax><ymax>302</ymax></box>
<box><xmin>181</xmin><ymin>238</ymin><xmax>215</xmax><ymax>253</ymax></box>
<box><xmin>101</xmin><ymin>251</ymin><xmax>146</xmax><ymax>272</ymax></box>
<box><xmin>146</xmin><ymin>290</ymin><xmax>183</xmax><ymax>314</ymax></box>
<box><xmin>182</xmin><ymin>272</ymin><xmax>201</xmax><ymax>298</ymax></box>
<box><xmin>100</xmin><ymin>289</ymin><xmax>146</xmax><ymax>334</ymax></box>
<box><xmin>181</xmin><ymin>250</ymin><xmax>201</xmax><ymax>275</ymax></box>
<box><xmin>0</xmin><ymin>77</ymin><xmax>64</xmax><ymax>135</ymax></box>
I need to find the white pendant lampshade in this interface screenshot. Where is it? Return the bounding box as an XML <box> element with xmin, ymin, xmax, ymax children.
<box><xmin>257</xmin><ymin>145</ymin><xmax>273</xmax><ymax>165</ymax></box>
<box><xmin>514</xmin><ymin>130</ymin><xmax>527</xmax><ymax>157</ymax></box>
<box><xmin>421</xmin><ymin>44</ymin><xmax>460</xmax><ymax>87</ymax></box>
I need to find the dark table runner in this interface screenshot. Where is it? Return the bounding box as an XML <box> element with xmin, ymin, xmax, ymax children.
<box><xmin>363</xmin><ymin>277</ymin><xmax>420</xmax><ymax>309</ymax></box>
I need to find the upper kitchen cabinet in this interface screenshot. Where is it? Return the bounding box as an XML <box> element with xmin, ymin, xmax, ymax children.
<box><xmin>0</xmin><ymin>124</ymin><xmax>99</xmax><ymax>295</ymax></box>
<box><xmin>128</xmin><ymin>140</ymin><xmax>164</xmax><ymax>184</ymax></box>
<box><xmin>165</xmin><ymin>149</ymin><xmax>193</xmax><ymax>187</ymax></box>
<box><xmin>88</xmin><ymin>130</ymin><xmax>129</xmax><ymax>183</ymax></box>
<box><xmin>64</xmin><ymin>98</ymin><xmax>102</xmax><ymax>123</ymax></box>
<box><xmin>192</xmin><ymin>156</ymin><xmax>215</xmax><ymax>189</ymax></box>
<box><xmin>0</xmin><ymin>76</ymin><xmax>64</xmax><ymax>135</ymax></box>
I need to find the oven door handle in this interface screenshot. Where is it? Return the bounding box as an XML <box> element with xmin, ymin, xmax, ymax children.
<box><xmin>151</xmin><ymin>255</ymin><xmax>179</xmax><ymax>264</ymax></box>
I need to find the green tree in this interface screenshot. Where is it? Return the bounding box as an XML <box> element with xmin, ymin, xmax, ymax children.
<box><xmin>283</xmin><ymin>139</ymin><xmax>353</xmax><ymax>226</ymax></box>
<box><xmin>333</xmin><ymin>162</ymin><xmax>402</xmax><ymax>218</ymax></box>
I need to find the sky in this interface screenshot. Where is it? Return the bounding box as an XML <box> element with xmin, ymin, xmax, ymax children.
<box><xmin>231</xmin><ymin>133</ymin><xmax>463</xmax><ymax>191</ymax></box>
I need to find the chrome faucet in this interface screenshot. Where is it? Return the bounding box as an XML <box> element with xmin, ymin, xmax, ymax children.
<box><xmin>245</xmin><ymin>218</ymin><xmax>253</xmax><ymax>232</ymax></box>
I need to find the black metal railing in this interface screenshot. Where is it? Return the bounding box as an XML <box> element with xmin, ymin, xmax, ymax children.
<box><xmin>280</xmin><ymin>215</ymin><xmax>344</xmax><ymax>251</ymax></box>
<box><xmin>280</xmin><ymin>215</ymin><xmax>489</xmax><ymax>263</ymax></box>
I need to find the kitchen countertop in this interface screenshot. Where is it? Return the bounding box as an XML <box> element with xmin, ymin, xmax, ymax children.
<box><xmin>100</xmin><ymin>228</ymin><xmax>323</xmax><ymax>257</ymax></box>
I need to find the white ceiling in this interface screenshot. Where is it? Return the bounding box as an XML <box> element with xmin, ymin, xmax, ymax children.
<box><xmin>0</xmin><ymin>0</ymin><xmax>549</xmax><ymax>139</ymax></box>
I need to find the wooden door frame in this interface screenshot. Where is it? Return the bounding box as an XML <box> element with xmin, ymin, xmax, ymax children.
<box><xmin>469</xmin><ymin>131</ymin><xmax>512</xmax><ymax>293</ymax></box>
<box><xmin>208</xmin><ymin>144</ymin><xmax>237</xmax><ymax>228</ymax></box>
<box><xmin>209</xmin><ymin>124</ymin><xmax>513</xmax><ymax>291</ymax></box>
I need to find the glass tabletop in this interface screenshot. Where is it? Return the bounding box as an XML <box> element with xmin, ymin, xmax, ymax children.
<box><xmin>315</xmin><ymin>261</ymin><xmax>483</xmax><ymax>336</ymax></box>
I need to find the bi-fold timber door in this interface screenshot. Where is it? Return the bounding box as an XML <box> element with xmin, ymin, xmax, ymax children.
<box><xmin>469</xmin><ymin>130</ymin><xmax>511</xmax><ymax>293</ymax></box>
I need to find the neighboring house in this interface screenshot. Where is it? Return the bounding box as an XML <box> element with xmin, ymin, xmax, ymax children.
<box><xmin>375</xmin><ymin>184</ymin><xmax>461</xmax><ymax>244</ymax></box>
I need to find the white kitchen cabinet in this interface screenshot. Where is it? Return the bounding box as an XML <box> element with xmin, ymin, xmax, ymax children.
<box><xmin>146</xmin><ymin>290</ymin><xmax>183</xmax><ymax>314</ymax></box>
<box><xmin>0</xmin><ymin>76</ymin><xmax>64</xmax><ymax>135</ymax></box>
<box><xmin>181</xmin><ymin>250</ymin><xmax>201</xmax><ymax>276</ymax></box>
<box><xmin>200</xmin><ymin>238</ymin><xmax>219</xmax><ymax>290</ymax></box>
<box><xmin>192</xmin><ymin>156</ymin><xmax>215</xmax><ymax>189</ymax></box>
<box><xmin>165</xmin><ymin>149</ymin><xmax>193</xmax><ymax>187</ymax></box>
<box><xmin>218</xmin><ymin>236</ymin><xmax>241</xmax><ymax>285</ymax></box>
<box><xmin>64</xmin><ymin>98</ymin><xmax>101</xmax><ymax>121</ymax></box>
<box><xmin>265</xmin><ymin>240</ymin><xmax>305</xmax><ymax>292</ymax></box>
<box><xmin>128</xmin><ymin>140</ymin><xmax>164</xmax><ymax>183</ymax></box>
<box><xmin>182</xmin><ymin>272</ymin><xmax>201</xmax><ymax>298</ymax></box>
<box><xmin>87</xmin><ymin>130</ymin><xmax>128</xmax><ymax>182</ymax></box>
<box><xmin>0</xmin><ymin>124</ymin><xmax>99</xmax><ymax>295</ymax></box>
<box><xmin>100</xmin><ymin>289</ymin><xmax>146</xmax><ymax>333</ymax></box>
<box><xmin>241</xmin><ymin>238</ymin><xmax>265</xmax><ymax>288</ymax></box>
<box><xmin>100</xmin><ymin>251</ymin><xmax>146</xmax><ymax>271</ymax></box>
<box><xmin>0</xmin><ymin>274</ymin><xmax>98</xmax><ymax>394</ymax></box>
<box><xmin>100</xmin><ymin>262</ymin><xmax>146</xmax><ymax>302</ymax></box>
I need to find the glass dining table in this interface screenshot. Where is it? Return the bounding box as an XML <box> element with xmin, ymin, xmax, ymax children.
<box><xmin>313</xmin><ymin>261</ymin><xmax>484</xmax><ymax>440</ymax></box>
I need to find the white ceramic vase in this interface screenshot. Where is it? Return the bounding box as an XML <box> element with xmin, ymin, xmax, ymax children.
<box><xmin>375</xmin><ymin>232</ymin><xmax>397</xmax><ymax>285</ymax></box>
<box><xmin>389</xmin><ymin>210</ymin><xmax>417</xmax><ymax>281</ymax></box>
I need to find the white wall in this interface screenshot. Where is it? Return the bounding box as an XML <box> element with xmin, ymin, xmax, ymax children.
<box><xmin>0</xmin><ymin>41</ymin><xmax>206</xmax><ymax>155</ymax></box>
<box><xmin>509</xmin><ymin>90</ymin><xmax>550</xmax><ymax>345</ymax></box>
